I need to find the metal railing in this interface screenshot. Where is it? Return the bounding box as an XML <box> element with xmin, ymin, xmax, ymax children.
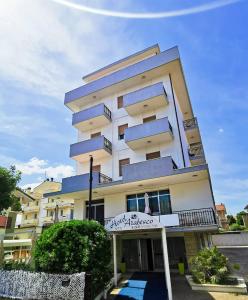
<box><xmin>104</xmin><ymin>105</ymin><xmax>112</xmax><ymax>120</ymax></box>
<box><xmin>104</xmin><ymin>137</ymin><xmax>112</xmax><ymax>153</ymax></box>
<box><xmin>188</xmin><ymin>142</ymin><xmax>205</xmax><ymax>160</ymax></box>
<box><xmin>99</xmin><ymin>173</ymin><xmax>112</xmax><ymax>184</ymax></box>
<box><xmin>183</xmin><ymin>117</ymin><xmax>198</xmax><ymax>130</ymax></box>
<box><xmin>104</xmin><ymin>207</ymin><xmax>217</xmax><ymax>228</ymax></box>
<box><xmin>174</xmin><ymin>208</ymin><xmax>217</xmax><ymax>227</ymax></box>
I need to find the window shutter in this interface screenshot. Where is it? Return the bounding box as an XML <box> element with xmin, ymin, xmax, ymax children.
<box><xmin>119</xmin><ymin>158</ymin><xmax>130</xmax><ymax>176</ymax></box>
<box><xmin>146</xmin><ymin>151</ymin><xmax>161</xmax><ymax>160</ymax></box>
<box><xmin>117</xmin><ymin>96</ymin><xmax>123</xmax><ymax>109</ymax></box>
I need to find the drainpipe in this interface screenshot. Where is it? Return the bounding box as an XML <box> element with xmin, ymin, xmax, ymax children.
<box><xmin>88</xmin><ymin>156</ymin><xmax>93</xmax><ymax>220</ymax></box>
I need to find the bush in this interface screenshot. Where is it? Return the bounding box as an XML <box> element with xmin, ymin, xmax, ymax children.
<box><xmin>34</xmin><ymin>220</ymin><xmax>112</xmax><ymax>297</ymax></box>
<box><xmin>2</xmin><ymin>260</ymin><xmax>33</xmax><ymax>271</ymax></box>
<box><xmin>191</xmin><ymin>247</ymin><xmax>230</xmax><ymax>284</ymax></box>
<box><xmin>229</xmin><ymin>223</ymin><xmax>245</xmax><ymax>231</ymax></box>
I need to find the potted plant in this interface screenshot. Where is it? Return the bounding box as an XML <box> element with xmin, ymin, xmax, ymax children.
<box><xmin>178</xmin><ymin>257</ymin><xmax>185</xmax><ymax>275</ymax></box>
<box><xmin>120</xmin><ymin>257</ymin><xmax>126</xmax><ymax>273</ymax></box>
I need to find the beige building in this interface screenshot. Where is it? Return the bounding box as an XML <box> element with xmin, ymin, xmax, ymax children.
<box><xmin>216</xmin><ymin>203</ymin><xmax>229</xmax><ymax>230</ymax></box>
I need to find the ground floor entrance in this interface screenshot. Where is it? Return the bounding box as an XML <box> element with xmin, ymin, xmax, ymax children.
<box><xmin>122</xmin><ymin>237</ymin><xmax>187</xmax><ymax>272</ymax></box>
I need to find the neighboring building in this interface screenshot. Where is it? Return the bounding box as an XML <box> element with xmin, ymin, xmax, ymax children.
<box><xmin>45</xmin><ymin>45</ymin><xmax>218</xmax><ymax>276</ymax></box>
<box><xmin>216</xmin><ymin>203</ymin><xmax>229</xmax><ymax>230</ymax></box>
<box><xmin>0</xmin><ymin>215</ymin><xmax>8</xmax><ymax>240</ymax></box>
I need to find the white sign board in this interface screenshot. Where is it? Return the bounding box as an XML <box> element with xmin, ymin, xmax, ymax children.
<box><xmin>105</xmin><ymin>212</ymin><xmax>163</xmax><ymax>232</ymax></box>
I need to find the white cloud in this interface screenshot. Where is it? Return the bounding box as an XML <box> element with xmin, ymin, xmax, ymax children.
<box><xmin>0</xmin><ymin>0</ymin><xmax>140</xmax><ymax>99</ymax></box>
<box><xmin>15</xmin><ymin>157</ymin><xmax>74</xmax><ymax>179</ymax></box>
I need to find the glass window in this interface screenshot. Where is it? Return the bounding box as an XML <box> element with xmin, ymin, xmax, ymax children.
<box><xmin>149</xmin><ymin>195</ymin><xmax>159</xmax><ymax>215</ymax></box>
<box><xmin>138</xmin><ymin>198</ymin><xmax>145</xmax><ymax>213</ymax></box>
<box><xmin>127</xmin><ymin>199</ymin><xmax>137</xmax><ymax>212</ymax></box>
<box><xmin>126</xmin><ymin>190</ymin><xmax>171</xmax><ymax>216</ymax></box>
<box><xmin>159</xmin><ymin>194</ymin><xmax>171</xmax><ymax>215</ymax></box>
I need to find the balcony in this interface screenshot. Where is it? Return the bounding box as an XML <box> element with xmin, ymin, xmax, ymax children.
<box><xmin>122</xmin><ymin>156</ymin><xmax>177</xmax><ymax>183</ymax></box>
<box><xmin>189</xmin><ymin>142</ymin><xmax>206</xmax><ymax>166</ymax></box>
<box><xmin>44</xmin><ymin>202</ymin><xmax>56</xmax><ymax>209</ymax></box>
<box><xmin>64</xmin><ymin>47</ymin><xmax>180</xmax><ymax>110</ymax></box>
<box><xmin>21</xmin><ymin>219</ymin><xmax>38</xmax><ymax>227</ymax></box>
<box><xmin>57</xmin><ymin>172</ymin><xmax>112</xmax><ymax>195</ymax></box>
<box><xmin>23</xmin><ymin>206</ymin><xmax>39</xmax><ymax>213</ymax></box>
<box><xmin>125</xmin><ymin>117</ymin><xmax>173</xmax><ymax>150</ymax></box>
<box><xmin>43</xmin><ymin>216</ymin><xmax>54</xmax><ymax>224</ymax></box>
<box><xmin>70</xmin><ymin>135</ymin><xmax>112</xmax><ymax>162</ymax></box>
<box><xmin>72</xmin><ymin>103</ymin><xmax>111</xmax><ymax>131</ymax></box>
<box><xmin>105</xmin><ymin>208</ymin><xmax>217</xmax><ymax>230</ymax></box>
<box><xmin>123</xmin><ymin>82</ymin><xmax>168</xmax><ymax>115</ymax></box>
<box><xmin>183</xmin><ymin>117</ymin><xmax>201</xmax><ymax>143</ymax></box>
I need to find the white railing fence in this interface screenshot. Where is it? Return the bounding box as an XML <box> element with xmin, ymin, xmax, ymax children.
<box><xmin>0</xmin><ymin>270</ymin><xmax>85</xmax><ymax>300</ymax></box>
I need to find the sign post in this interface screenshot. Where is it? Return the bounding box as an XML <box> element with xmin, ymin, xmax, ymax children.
<box><xmin>162</xmin><ymin>227</ymin><xmax>173</xmax><ymax>300</ymax></box>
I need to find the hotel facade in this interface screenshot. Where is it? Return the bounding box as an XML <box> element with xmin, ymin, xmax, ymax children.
<box><xmin>46</xmin><ymin>45</ymin><xmax>218</xmax><ymax>278</ymax></box>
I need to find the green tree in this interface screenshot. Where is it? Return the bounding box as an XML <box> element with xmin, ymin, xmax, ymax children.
<box><xmin>34</xmin><ymin>220</ymin><xmax>112</xmax><ymax>297</ymax></box>
<box><xmin>11</xmin><ymin>195</ymin><xmax>22</xmax><ymax>212</ymax></box>
<box><xmin>191</xmin><ymin>247</ymin><xmax>230</xmax><ymax>284</ymax></box>
<box><xmin>227</xmin><ymin>214</ymin><xmax>236</xmax><ymax>225</ymax></box>
<box><xmin>0</xmin><ymin>166</ymin><xmax>21</xmax><ymax>213</ymax></box>
<box><xmin>236</xmin><ymin>211</ymin><xmax>246</xmax><ymax>226</ymax></box>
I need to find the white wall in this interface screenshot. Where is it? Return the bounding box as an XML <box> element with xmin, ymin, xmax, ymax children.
<box><xmin>75</xmin><ymin>74</ymin><xmax>191</xmax><ymax>181</ymax></box>
<box><xmin>170</xmin><ymin>179</ymin><xmax>214</xmax><ymax>211</ymax></box>
<box><xmin>73</xmin><ymin>179</ymin><xmax>214</xmax><ymax>221</ymax></box>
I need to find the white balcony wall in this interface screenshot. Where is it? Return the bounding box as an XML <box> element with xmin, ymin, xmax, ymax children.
<box><xmin>75</xmin><ymin>75</ymin><xmax>190</xmax><ymax>181</ymax></box>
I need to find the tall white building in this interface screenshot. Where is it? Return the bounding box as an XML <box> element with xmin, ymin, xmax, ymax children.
<box><xmin>46</xmin><ymin>45</ymin><xmax>217</xmax><ymax>273</ymax></box>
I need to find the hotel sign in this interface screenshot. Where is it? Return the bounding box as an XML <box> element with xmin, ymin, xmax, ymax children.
<box><xmin>105</xmin><ymin>212</ymin><xmax>163</xmax><ymax>232</ymax></box>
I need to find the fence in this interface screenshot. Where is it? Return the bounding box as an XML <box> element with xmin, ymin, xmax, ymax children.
<box><xmin>212</xmin><ymin>232</ymin><xmax>248</xmax><ymax>247</ymax></box>
<box><xmin>0</xmin><ymin>270</ymin><xmax>85</xmax><ymax>300</ymax></box>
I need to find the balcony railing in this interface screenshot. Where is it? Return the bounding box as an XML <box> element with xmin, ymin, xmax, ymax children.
<box><xmin>125</xmin><ymin>117</ymin><xmax>173</xmax><ymax>149</ymax></box>
<box><xmin>183</xmin><ymin>117</ymin><xmax>198</xmax><ymax>131</ymax></box>
<box><xmin>23</xmin><ymin>206</ymin><xmax>39</xmax><ymax>212</ymax></box>
<box><xmin>70</xmin><ymin>136</ymin><xmax>112</xmax><ymax>162</ymax></box>
<box><xmin>99</xmin><ymin>173</ymin><xmax>112</xmax><ymax>184</ymax></box>
<box><xmin>174</xmin><ymin>208</ymin><xmax>217</xmax><ymax>227</ymax></box>
<box><xmin>188</xmin><ymin>142</ymin><xmax>205</xmax><ymax>161</ymax></box>
<box><xmin>104</xmin><ymin>208</ymin><xmax>217</xmax><ymax>228</ymax></box>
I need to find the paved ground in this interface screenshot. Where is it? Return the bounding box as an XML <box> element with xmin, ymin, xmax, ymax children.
<box><xmin>108</xmin><ymin>272</ymin><xmax>248</xmax><ymax>300</ymax></box>
<box><xmin>172</xmin><ymin>274</ymin><xmax>248</xmax><ymax>300</ymax></box>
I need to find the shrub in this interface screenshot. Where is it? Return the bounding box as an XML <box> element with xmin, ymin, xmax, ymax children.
<box><xmin>2</xmin><ymin>260</ymin><xmax>33</xmax><ymax>271</ymax></box>
<box><xmin>229</xmin><ymin>223</ymin><xmax>245</xmax><ymax>231</ymax></box>
<box><xmin>34</xmin><ymin>220</ymin><xmax>112</xmax><ymax>297</ymax></box>
<box><xmin>191</xmin><ymin>247</ymin><xmax>230</xmax><ymax>284</ymax></box>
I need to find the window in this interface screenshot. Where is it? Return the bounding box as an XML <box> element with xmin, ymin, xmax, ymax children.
<box><xmin>34</xmin><ymin>213</ymin><xmax>37</xmax><ymax>219</ymax></box>
<box><xmin>146</xmin><ymin>151</ymin><xmax>161</xmax><ymax>160</ymax></box>
<box><xmin>60</xmin><ymin>209</ymin><xmax>63</xmax><ymax>217</ymax></box>
<box><xmin>25</xmin><ymin>215</ymin><xmax>27</xmax><ymax>220</ymax></box>
<box><xmin>92</xmin><ymin>165</ymin><xmax>101</xmax><ymax>172</ymax></box>
<box><xmin>143</xmin><ymin>115</ymin><xmax>156</xmax><ymax>123</ymax></box>
<box><xmin>117</xmin><ymin>96</ymin><xmax>123</xmax><ymax>109</ymax></box>
<box><xmin>36</xmin><ymin>201</ymin><xmax>39</xmax><ymax>206</ymax></box>
<box><xmin>86</xmin><ymin>199</ymin><xmax>104</xmax><ymax>225</ymax></box>
<box><xmin>91</xmin><ymin>132</ymin><xmax>101</xmax><ymax>138</ymax></box>
<box><xmin>118</xmin><ymin>124</ymin><xmax>128</xmax><ymax>140</ymax></box>
<box><xmin>119</xmin><ymin>158</ymin><xmax>130</xmax><ymax>176</ymax></box>
<box><xmin>127</xmin><ymin>190</ymin><xmax>171</xmax><ymax>215</ymax></box>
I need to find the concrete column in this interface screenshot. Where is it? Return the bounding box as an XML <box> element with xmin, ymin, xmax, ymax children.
<box><xmin>161</xmin><ymin>227</ymin><xmax>173</xmax><ymax>300</ymax></box>
<box><xmin>113</xmin><ymin>234</ymin><xmax>118</xmax><ymax>287</ymax></box>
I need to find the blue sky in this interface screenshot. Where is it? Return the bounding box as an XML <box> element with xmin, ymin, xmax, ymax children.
<box><xmin>0</xmin><ymin>0</ymin><xmax>247</xmax><ymax>215</ymax></box>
